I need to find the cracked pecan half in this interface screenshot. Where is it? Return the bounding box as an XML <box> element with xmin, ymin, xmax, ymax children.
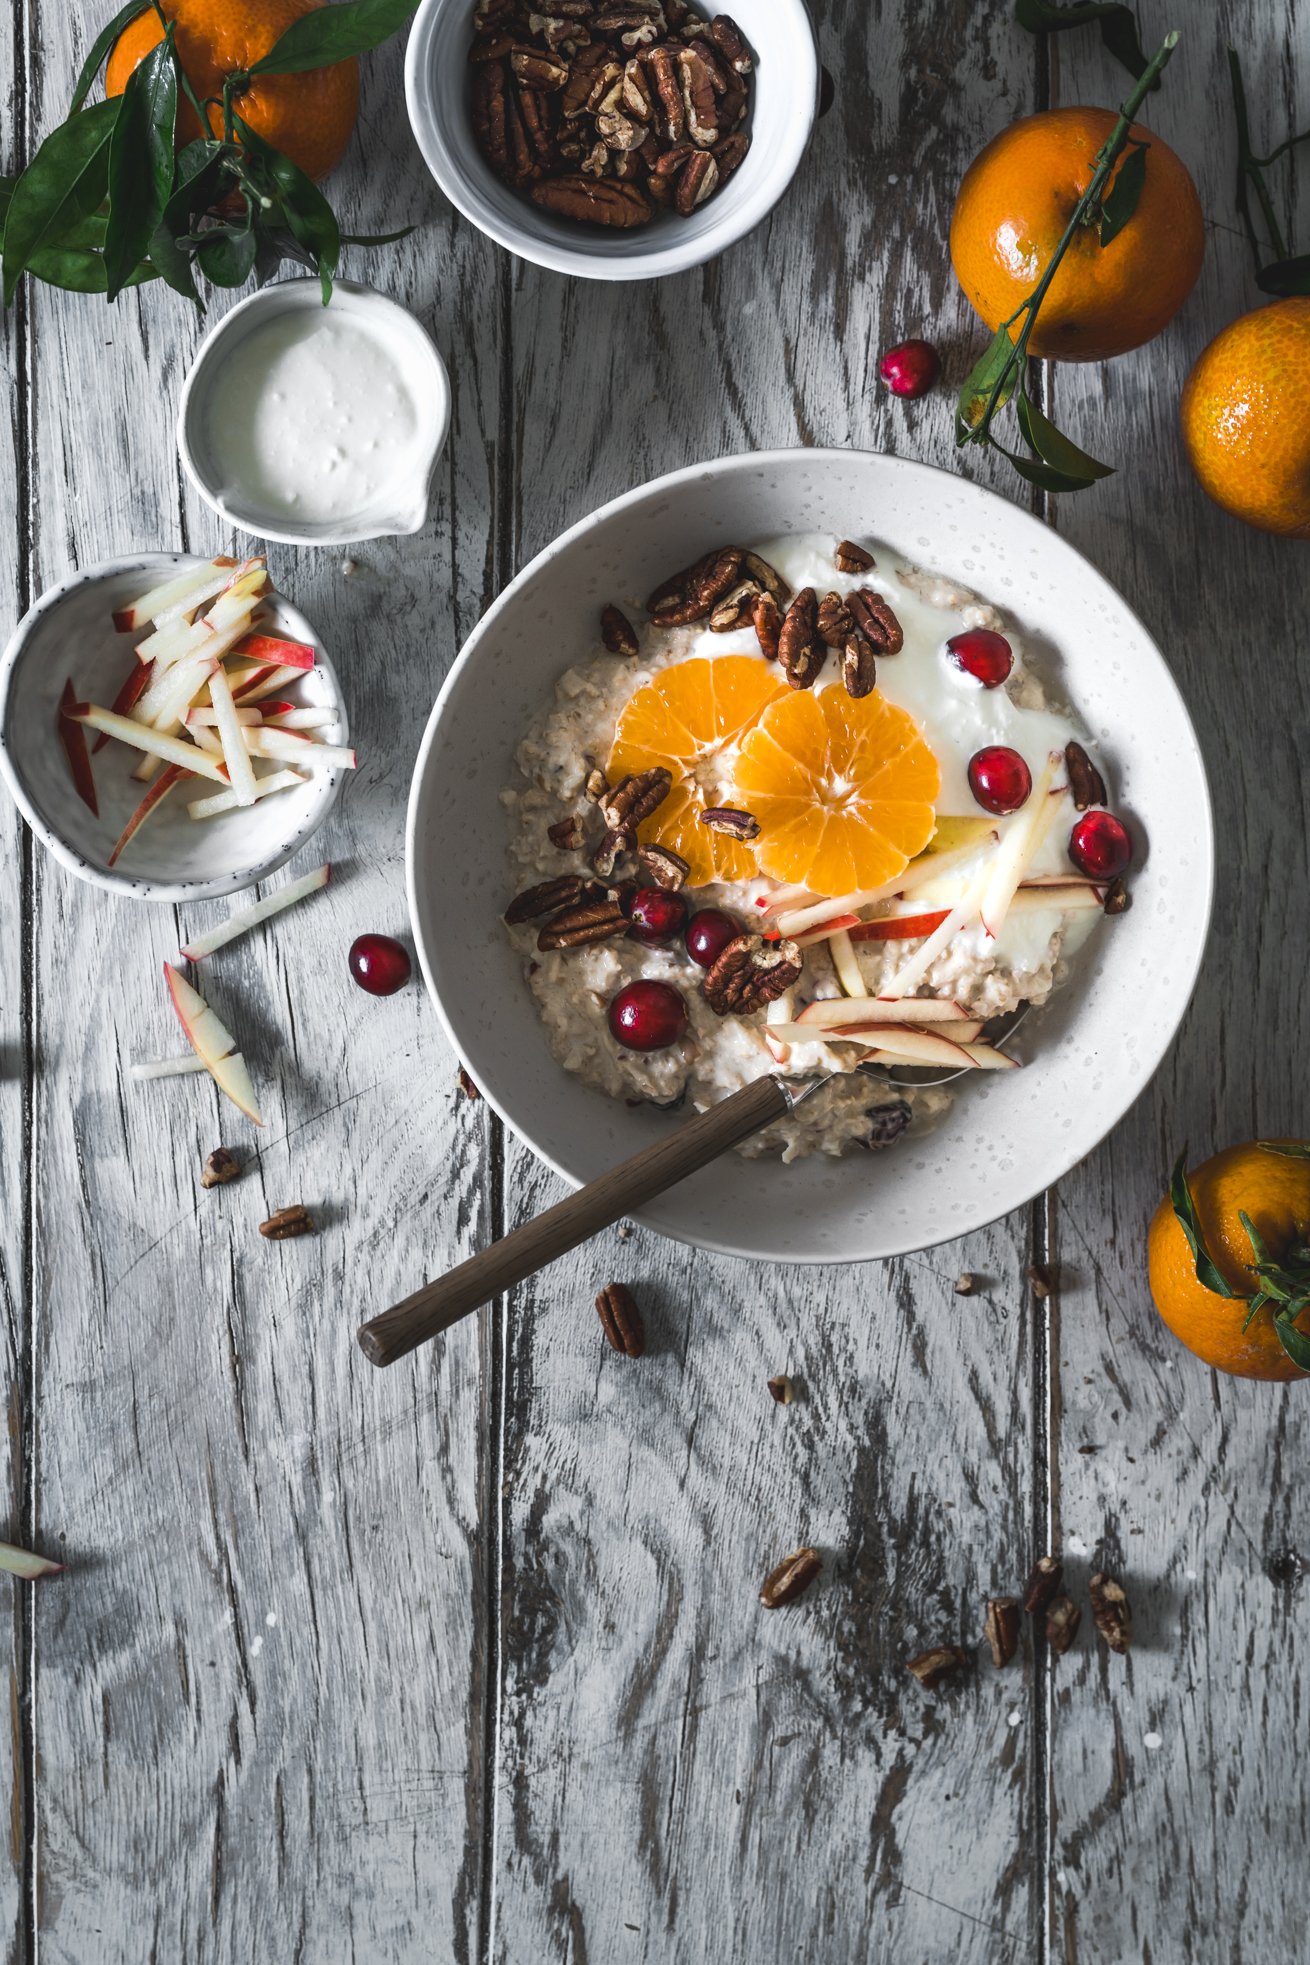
<box><xmin>644</xmin><ymin>42</ymin><xmax>685</xmax><ymax>140</ymax></box>
<box><xmin>708</xmin><ymin>576</ymin><xmax>760</xmax><ymax>631</ymax></box>
<box><xmin>834</xmin><ymin>539</ymin><xmax>875</xmax><ymax>573</ymax></box>
<box><xmin>1089</xmin><ymin>1572</ymin><xmax>1132</xmax><ymax>1654</ymax></box>
<box><xmin>530</xmin><ymin>174</ymin><xmax>654</xmax><ymax>224</ymax></box>
<box><xmin>646</xmin><ymin>546</ymin><xmax>743</xmax><ymax>625</ymax></box>
<box><xmin>602</xmin><ymin>766</ymin><xmax>672</xmax><ymax>830</ymax></box>
<box><xmin>906</xmin><ymin>1645</ymin><xmax>969</xmax><ymax>1691</ymax></box>
<box><xmin>816</xmin><ymin>590</ymin><xmax>853</xmax><ymax>648</ymax></box>
<box><xmin>703</xmin><ymin>933</ymin><xmax>803</xmax><ymax>1015</ymax></box>
<box><xmin>1045</xmin><ymin>1595</ymin><xmax>1082</xmax><ymax>1656</ymax></box>
<box><xmin>591</xmin><ymin>825</ymin><xmax>635</xmax><ymax>878</ymax></box>
<box><xmin>537</xmin><ymin>895</ymin><xmax>629</xmax><ymax>949</ymax></box>
<box><xmin>596</xmin><ymin>1281</ymin><xmax>645</xmax><ymax>1356</ymax></box>
<box><xmin>983</xmin><ymin>1597</ymin><xmax>1021</xmax><ymax>1669</ymax></box>
<box><xmin>708</xmin><ymin>12</ymin><xmax>753</xmax><ymax>73</ymax></box>
<box><xmin>777</xmin><ymin>587</ymin><xmax>826</xmax><ymax>689</ymax></box>
<box><xmin>1065</xmin><ymin>739</ymin><xmax>1107</xmax><ymax>811</ymax></box>
<box><xmin>674</xmin><ymin>147</ymin><xmax>718</xmax><ymax>212</ymax></box>
<box><xmin>841</xmin><ymin>630</ymin><xmax>877</xmax><ymax>699</ymax></box>
<box><xmin>505</xmin><ymin>874</ymin><xmax>589</xmax><ymax>923</ymax></box>
<box><xmin>699</xmin><ymin>805</ymin><xmax>760</xmax><ymax>840</ymax></box>
<box><xmin>751</xmin><ymin>589</ymin><xmax>782</xmax><ymax>661</ymax></box>
<box><xmin>548</xmin><ymin>814</ymin><xmax>586</xmax><ymax>850</ymax></box>
<box><xmin>759</xmin><ymin>1547</ymin><xmax>821</xmax><ymax>1608</ymax></box>
<box><xmin>846</xmin><ymin>588</ymin><xmax>904</xmax><ymax>653</ymax></box>
<box><xmin>637</xmin><ymin>843</ymin><xmax>690</xmax><ymax>888</ymax></box>
<box><xmin>1022</xmin><ymin>1553</ymin><xmax>1064</xmax><ymax>1615</ymax></box>
<box><xmin>600</xmin><ymin>603</ymin><xmax>640</xmax><ymax>654</ymax></box>
<box><xmin>741</xmin><ymin>550</ymin><xmax>790</xmax><ymax>602</ymax></box>
<box><xmin>712</xmin><ymin>129</ymin><xmax>750</xmax><ymax>182</ymax></box>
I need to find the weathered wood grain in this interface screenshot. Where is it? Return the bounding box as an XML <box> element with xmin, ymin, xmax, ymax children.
<box><xmin>8</xmin><ymin>18</ymin><xmax>498</xmax><ymax>1962</ymax></box>
<box><xmin>1044</xmin><ymin>12</ymin><xmax>1310</xmax><ymax>1961</ymax></box>
<box><xmin>493</xmin><ymin>4</ymin><xmax>1053</xmax><ymax>1959</ymax></box>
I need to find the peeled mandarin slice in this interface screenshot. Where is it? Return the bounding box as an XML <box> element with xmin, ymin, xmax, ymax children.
<box><xmin>732</xmin><ymin>685</ymin><xmax>940</xmax><ymax>898</ymax></box>
<box><xmin>607</xmin><ymin>655</ymin><xmax>784</xmax><ymax>884</ymax></box>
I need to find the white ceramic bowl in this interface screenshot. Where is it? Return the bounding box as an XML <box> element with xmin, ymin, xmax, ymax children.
<box><xmin>407</xmin><ymin>449</ymin><xmax>1214</xmax><ymax>1263</ymax></box>
<box><xmin>0</xmin><ymin>554</ymin><xmax>347</xmax><ymax>902</ymax></box>
<box><xmin>177</xmin><ymin>280</ymin><xmax>451</xmax><ymax>546</ymax></box>
<box><xmin>405</xmin><ymin>0</ymin><xmax>820</xmax><ymax>281</ymax></box>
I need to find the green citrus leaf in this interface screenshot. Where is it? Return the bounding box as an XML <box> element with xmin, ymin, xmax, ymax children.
<box><xmin>1273</xmin><ymin>1314</ymin><xmax>1310</xmax><ymax>1374</ymax></box>
<box><xmin>28</xmin><ymin>243</ymin><xmax>158</xmax><ymax>292</ymax></box>
<box><xmin>147</xmin><ymin>221</ymin><xmax>199</xmax><ymax>299</ymax></box>
<box><xmin>197</xmin><ymin>223</ymin><xmax>258</xmax><ymax>289</ymax></box>
<box><xmin>955</xmin><ymin>325</ymin><xmax>1018</xmax><ymax>442</ymax></box>
<box><xmin>1170</xmin><ymin>1150</ymin><xmax>1238</xmax><ymax>1299</ymax></box>
<box><xmin>68</xmin><ymin>0</ymin><xmax>155</xmax><ymax>116</ymax></box>
<box><xmin>1255</xmin><ymin>253</ymin><xmax>1310</xmax><ymax>296</ymax></box>
<box><xmin>1258</xmin><ymin>1141</ymin><xmax>1310</xmax><ymax>1160</ymax></box>
<box><xmin>236</xmin><ymin>117</ymin><xmax>340</xmax><ymax>302</ymax></box>
<box><xmin>104</xmin><ymin>27</ymin><xmax>178</xmax><ymax>301</ymax></box>
<box><xmin>1016</xmin><ymin>395</ymin><xmax>1115</xmax><ymax>483</ymax></box>
<box><xmin>1099</xmin><ymin>140</ymin><xmax>1148</xmax><ymax>247</ymax></box>
<box><xmin>2</xmin><ymin>97</ymin><xmax>121</xmax><ymax>307</ymax></box>
<box><xmin>247</xmin><ymin>0</ymin><xmax>421</xmax><ymax>78</ymax></box>
<box><xmin>1014</xmin><ymin>0</ymin><xmax>1154</xmax><ymax>85</ymax></box>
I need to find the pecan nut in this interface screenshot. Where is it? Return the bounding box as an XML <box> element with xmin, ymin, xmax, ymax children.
<box><xmin>983</xmin><ymin>1596</ymin><xmax>1021</xmax><ymax>1668</ymax></box>
<box><xmin>644</xmin><ymin>42</ymin><xmax>685</xmax><ymax>141</ymax></box>
<box><xmin>766</xmin><ymin>1373</ymin><xmax>794</xmax><ymax>1405</ymax></box>
<box><xmin>1088</xmin><ymin>1571</ymin><xmax>1132</xmax><ymax>1654</ymax></box>
<box><xmin>906</xmin><ymin>1645</ymin><xmax>969</xmax><ymax>1690</ymax></box>
<box><xmin>1045</xmin><ymin>1595</ymin><xmax>1082</xmax><ymax>1656</ymax></box>
<box><xmin>759</xmin><ymin>1546</ymin><xmax>821</xmax><ymax>1608</ymax></box>
<box><xmin>647</xmin><ymin>546</ymin><xmax>743</xmax><ymax>625</ymax></box>
<box><xmin>596</xmin><ymin>1281</ymin><xmax>645</xmax><ymax>1356</ymax></box>
<box><xmin>601</xmin><ymin>603</ymin><xmax>640</xmax><ymax>655</ymax></box>
<box><xmin>548</xmin><ymin>814</ymin><xmax>585</xmax><ymax>850</ymax></box>
<box><xmin>505</xmin><ymin>874</ymin><xmax>589</xmax><ymax>923</ymax></box>
<box><xmin>707</xmin><ymin>576</ymin><xmax>760</xmax><ymax>631</ymax></box>
<box><xmin>699</xmin><ymin>805</ymin><xmax>760</xmax><ymax>840</ymax></box>
<box><xmin>1103</xmin><ymin>875</ymin><xmax>1130</xmax><ymax>916</ymax></box>
<box><xmin>602</xmin><ymin>766</ymin><xmax>672</xmax><ymax>830</ymax></box>
<box><xmin>1022</xmin><ymin>1553</ymin><xmax>1064</xmax><ymax>1615</ymax></box>
<box><xmin>1065</xmin><ymin>739</ymin><xmax>1107</xmax><ymax>811</ymax></box>
<box><xmin>846</xmin><ymin>588</ymin><xmax>905</xmax><ymax>653</ymax></box>
<box><xmin>260</xmin><ymin>1205</ymin><xmax>315</xmax><ymax>1240</ymax></box>
<box><xmin>777</xmin><ymin>587</ymin><xmax>825</xmax><ymax>689</ymax></box>
<box><xmin>200</xmin><ymin>1148</ymin><xmax>241</xmax><ymax>1190</ymax></box>
<box><xmin>674</xmin><ymin>147</ymin><xmax>718</xmax><ymax>213</ymax></box>
<box><xmin>637</xmin><ymin>843</ymin><xmax>689</xmax><ymax>889</ymax></box>
<box><xmin>677</xmin><ymin>44</ymin><xmax>720</xmax><ymax>146</ymax></box>
<box><xmin>712</xmin><ymin>129</ymin><xmax>750</xmax><ymax>181</ymax></box>
<box><xmin>457</xmin><ymin>1066</ymin><xmax>481</xmax><ymax>1100</ymax></box>
<box><xmin>841</xmin><ymin>630</ymin><xmax>877</xmax><ymax>699</ymax></box>
<box><xmin>591</xmin><ymin>825</ymin><xmax>635</xmax><ymax>878</ymax></box>
<box><xmin>751</xmin><ymin>589</ymin><xmax>782</xmax><ymax>661</ymax></box>
<box><xmin>834</xmin><ymin>539</ymin><xmax>876</xmax><ymax>573</ymax></box>
<box><xmin>471</xmin><ymin>60</ymin><xmax>513</xmax><ymax>179</ymax></box>
<box><xmin>703</xmin><ymin>933</ymin><xmax>803</xmax><ymax>1015</ymax></box>
<box><xmin>816</xmin><ymin>591</ymin><xmax>853</xmax><ymax>649</ymax></box>
<box><xmin>529</xmin><ymin>174</ymin><xmax>654</xmax><ymax>225</ymax></box>
<box><xmin>537</xmin><ymin>896</ymin><xmax>628</xmax><ymax>949</ymax></box>
<box><xmin>512</xmin><ymin>48</ymin><xmax>570</xmax><ymax>89</ymax></box>
<box><xmin>707</xmin><ymin>13</ymin><xmax>753</xmax><ymax>73</ymax></box>
<box><xmin>584</xmin><ymin>765</ymin><xmax>610</xmax><ymax>803</ymax></box>
<box><xmin>741</xmin><ymin>550</ymin><xmax>790</xmax><ymax>601</ymax></box>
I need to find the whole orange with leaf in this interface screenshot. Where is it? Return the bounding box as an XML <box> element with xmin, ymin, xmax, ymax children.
<box><xmin>1180</xmin><ymin>298</ymin><xmax>1310</xmax><ymax>538</ymax></box>
<box><xmin>105</xmin><ymin>0</ymin><xmax>359</xmax><ymax>184</ymax></box>
<box><xmin>1147</xmin><ymin>1140</ymin><xmax>1310</xmax><ymax>1380</ymax></box>
<box><xmin>950</xmin><ymin>106</ymin><xmax>1205</xmax><ymax>361</ymax></box>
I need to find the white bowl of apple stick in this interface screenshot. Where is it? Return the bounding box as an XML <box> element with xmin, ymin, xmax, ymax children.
<box><xmin>0</xmin><ymin>552</ymin><xmax>352</xmax><ymax>903</ymax></box>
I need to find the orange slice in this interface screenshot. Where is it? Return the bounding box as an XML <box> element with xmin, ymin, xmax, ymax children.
<box><xmin>732</xmin><ymin>685</ymin><xmax>940</xmax><ymax>898</ymax></box>
<box><xmin>607</xmin><ymin>656</ymin><xmax>784</xmax><ymax>883</ymax></box>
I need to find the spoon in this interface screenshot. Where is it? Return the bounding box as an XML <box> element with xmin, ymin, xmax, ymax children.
<box><xmin>356</xmin><ymin>1007</ymin><xmax>1027</xmax><ymax>1368</ymax></box>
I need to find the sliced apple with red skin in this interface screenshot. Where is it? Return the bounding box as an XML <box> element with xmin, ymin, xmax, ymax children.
<box><xmin>186</xmin><ymin>767</ymin><xmax>307</xmax><ymax>820</ymax></box>
<box><xmin>955</xmin><ymin>1040</ymin><xmax>1020</xmax><ymax>1070</ymax></box>
<box><xmin>94</xmin><ymin>658</ymin><xmax>154</xmax><ymax>751</ymax></box>
<box><xmin>979</xmin><ymin>751</ymin><xmax>1062</xmax><ymax>940</ymax></box>
<box><xmin>828</xmin><ymin>927</ymin><xmax>866</xmax><ymax>998</ymax></box>
<box><xmin>163</xmin><ymin>964</ymin><xmax>262</xmax><ymax>1124</ymax></box>
<box><xmin>67</xmin><ymin>705</ymin><xmax>230</xmax><ymax>784</ymax></box>
<box><xmin>764</xmin><ymin>989</ymin><xmax>795</xmax><ymax>1065</ymax></box>
<box><xmin>231</xmin><ymin>663</ymin><xmax>317</xmax><ymax>706</ymax></box>
<box><xmin>57</xmin><ymin>679</ymin><xmax>98</xmax><ymax>816</ymax></box>
<box><xmin>793</xmin><ymin>913</ymin><xmax>861</xmax><ymax>949</ymax></box>
<box><xmin>261</xmin><ymin>706</ymin><xmax>334</xmax><ymax>731</ymax></box>
<box><xmin>824</xmin><ymin>1025</ymin><xmax>979</xmax><ymax>1070</ymax></box>
<box><xmin>107</xmin><ymin>763</ymin><xmax>190</xmax><ymax>867</ymax></box>
<box><xmin>207</xmin><ymin>663</ymin><xmax>260</xmax><ymax>808</ymax></box>
<box><xmin>233</xmin><ymin>631</ymin><xmax>316</xmax><ymax>672</ymax></box>
<box><xmin>178</xmin><ymin>863</ymin><xmax>330</xmax><ymax>960</ymax></box>
<box><xmin>112</xmin><ymin>556</ymin><xmax>239</xmax><ymax>633</ymax></box>
<box><xmin>773</xmin><ymin>836</ymin><xmax>999</xmax><ymax>940</ymax></box>
<box><xmin>849</xmin><ymin>909</ymin><xmax>951</xmax><ymax>944</ymax></box>
<box><xmin>795</xmin><ymin>996</ymin><xmax>971</xmax><ymax>1028</ymax></box>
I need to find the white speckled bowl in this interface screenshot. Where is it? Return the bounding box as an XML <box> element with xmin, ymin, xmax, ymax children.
<box><xmin>407</xmin><ymin>450</ymin><xmax>1214</xmax><ymax>1263</ymax></box>
<box><xmin>405</xmin><ymin>0</ymin><xmax>819</xmax><ymax>282</ymax></box>
<box><xmin>0</xmin><ymin>554</ymin><xmax>347</xmax><ymax>902</ymax></box>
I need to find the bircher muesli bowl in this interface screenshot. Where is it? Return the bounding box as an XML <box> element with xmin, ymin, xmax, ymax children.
<box><xmin>407</xmin><ymin>450</ymin><xmax>1214</xmax><ymax>1263</ymax></box>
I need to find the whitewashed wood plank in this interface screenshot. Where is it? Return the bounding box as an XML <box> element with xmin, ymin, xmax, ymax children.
<box><xmin>492</xmin><ymin>2</ymin><xmax>1049</xmax><ymax>1955</ymax></box>
<box><xmin>1044</xmin><ymin>10</ymin><xmax>1310</xmax><ymax>1960</ymax></box>
<box><xmin>17</xmin><ymin>17</ymin><xmax>497</xmax><ymax>1961</ymax></box>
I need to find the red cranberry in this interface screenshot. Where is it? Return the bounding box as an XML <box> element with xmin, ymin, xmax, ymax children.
<box><xmin>946</xmin><ymin>628</ymin><xmax>1013</xmax><ymax>688</ymax></box>
<box><xmin>607</xmin><ymin>979</ymin><xmax>688</xmax><ymax>1052</ymax></box>
<box><xmin>878</xmin><ymin>338</ymin><xmax>942</xmax><ymax>400</ymax></box>
<box><xmin>627</xmin><ymin>886</ymin><xmax>688</xmax><ymax>947</ymax></box>
<box><xmin>684</xmin><ymin>907</ymin><xmax>740</xmax><ymax>968</ymax></box>
<box><xmin>348</xmin><ymin>933</ymin><xmax>411</xmax><ymax>996</ymax></box>
<box><xmin>1069</xmin><ymin>810</ymin><xmax>1131</xmax><ymax>881</ymax></box>
<box><xmin>967</xmin><ymin>745</ymin><xmax>1032</xmax><ymax>816</ymax></box>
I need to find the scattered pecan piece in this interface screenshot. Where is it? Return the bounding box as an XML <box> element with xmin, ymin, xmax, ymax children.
<box><xmin>591</xmin><ymin>825</ymin><xmax>635</xmax><ymax>878</ymax></box>
<box><xmin>675</xmin><ymin>147</ymin><xmax>718</xmax><ymax>213</ymax></box>
<box><xmin>751</xmin><ymin>590</ymin><xmax>782</xmax><ymax>661</ymax></box>
<box><xmin>457</xmin><ymin>1066</ymin><xmax>481</xmax><ymax>1101</ymax></box>
<box><xmin>647</xmin><ymin>546</ymin><xmax>743</xmax><ymax>625</ymax></box>
<box><xmin>1103</xmin><ymin>875</ymin><xmax>1130</xmax><ymax>916</ymax></box>
<box><xmin>548</xmin><ymin>814</ymin><xmax>585</xmax><ymax>851</ymax></box>
<box><xmin>816</xmin><ymin>590</ymin><xmax>853</xmax><ymax>649</ymax></box>
<box><xmin>766</xmin><ymin>1373</ymin><xmax>794</xmax><ymax>1405</ymax></box>
<box><xmin>834</xmin><ymin>539</ymin><xmax>876</xmax><ymax>573</ymax></box>
<box><xmin>708</xmin><ymin>576</ymin><xmax>760</xmax><ymax>631</ymax></box>
<box><xmin>505</xmin><ymin>874</ymin><xmax>588</xmax><ymax>923</ymax></box>
<box><xmin>759</xmin><ymin>1546</ymin><xmax>821</xmax><ymax>1608</ymax></box>
<box><xmin>708</xmin><ymin>12</ymin><xmax>753</xmax><ymax>72</ymax></box>
<box><xmin>530</xmin><ymin>174</ymin><xmax>654</xmax><ymax>225</ymax></box>
<box><xmin>601</xmin><ymin>603</ymin><xmax>640</xmax><ymax>654</ymax></box>
<box><xmin>864</xmin><ymin>1098</ymin><xmax>912</xmax><ymax>1149</ymax></box>
<box><xmin>1089</xmin><ymin>1572</ymin><xmax>1132</xmax><ymax>1654</ymax></box>
<box><xmin>777</xmin><ymin>587</ymin><xmax>826</xmax><ymax>689</ymax></box>
<box><xmin>1045</xmin><ymin>1595</ymin><xmax>1081</xmax><ymax>1656</ymax></box>
<box><xmin>1065</xmin><ymin>739</ymin><xmax>1107</xmax><ymax>811</ymax></box>
<box><xmin>537</xmin><ymin>896</ymin><xmax>628</xmax><ymax>949</ymax></box>
<box><xmin>260</xmin><ymin>1205</ymin><xmax>315</xmax><ymax>1241</ymax></box>
<box><xmin>699</xmin><ymin>805</ymin><xmax>760</xmax><ymax>840</ymax></box>
<box><xmin>847</xmin><ymin>588</ymin><xmax>905</xmax><ymax>653</ymax></box>
<box><xmin>651</xmin><ymin>139</ymin><xmax>696</xmax><ymax>177</ymax></box>
<box><xmin>622</xmin><ymin>56</ymin><xmax>654</xmax><ymax>119</ymax></box>
<box><xmin>1027</xmin><ymin>1260</ymin><xmax>1054</xmax><ymax>1299</ymax></box>
<box><xmin>1022</xmin><ymin>1553</ymin><xmax>1064</xmax><ymax>1615</ymax></box>
<box><xmin>703</xmin><ymin>933</ymin><xmax>803</xmax><ymax>1016</ymax></box>
<box><xmin>584</xmin><ymin>765</ymin><xmax>609</xmax><ymax>803</ymax></box>
<box><xmin>637</xmin><ymin>843</ymin><xmax>689</xmax><ymax>889</ymax></box>
<box><xmin>512</xmin><ymin>47</ymin><xmax>570</xmax><ymax>89</ymax></box>
<box><xmin>712</xmin><ymin>129</ymin><xmax>750</xmax><ymax>181</ymax></box>
<box><xmin>954</xmin><ymin>1272</ymin><xmax>975</xmax><ymax>1295</ymax></box>
<box><xmin>603</xmin><ymin>766</ymin><xmax>672</xmax><ymax>829</ymax></box>
<box><xmin>906</xmin><ymin>1645</ymin><xmax>969</xmax><ymax>1690</ymax></box>
<box><xmin>596</xmin><ymin>1281</ymin><xmax>645</xmax><ymax>1356</ymax></box>
<box><xmin>983</xmin><ymin>1597</ymin><xmax>1021</xmax><ymax>1668</ymax></box>
<box><xmin>200</xmin><ymin>1148</ymin><xmax>241</xmax><ymax>1190</ymax></box>
<box><xmin>841</xmin><ymin>630</ymin><xmax>877</xmax><ymax>699</ymax></box>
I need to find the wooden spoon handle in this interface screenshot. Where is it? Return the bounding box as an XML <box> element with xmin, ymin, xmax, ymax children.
<box><xmin>357</xmin><ymin>1074</ymin><xmax>793</xmax><ymax>1367</ymax></box>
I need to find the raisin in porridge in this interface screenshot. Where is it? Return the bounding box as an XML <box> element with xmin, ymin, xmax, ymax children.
<box><xmin>499</xmin><ymin>534</ymin><xmax>1131</xmax><ymax>1162</ymax></box>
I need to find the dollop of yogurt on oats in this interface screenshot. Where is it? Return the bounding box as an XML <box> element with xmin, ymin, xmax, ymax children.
<box><xmin>501</xmin><ymin>534</ymin><xmax>1117</xmax><ymax>1161</ymax></box>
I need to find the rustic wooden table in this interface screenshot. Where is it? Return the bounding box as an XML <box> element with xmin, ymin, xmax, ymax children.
<box><xmin>2</xmin><ymin>3</ymin><xmax>1307</xmax><ymax>1960</ymax></box>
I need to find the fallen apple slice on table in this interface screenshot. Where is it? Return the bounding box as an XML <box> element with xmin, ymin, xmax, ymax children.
<box><xmin>179</xmin><ymin>863</ymin><xmax>330</xmax><ymax>960</ymax></box>
<box><xmin>57</xmin><ymin>679</ymin><xmax>98</xmax><ymax>816</ymax></box>
<box><xmin>130</xmin><ymin>1054</ymin><xmax>209</xmax><ymax>1080</ymax></box>
<box><xmin>163</xmin><ymin>964</ymin><xmax>262</xmax><ymax>1124</ymax></box>
<box><xmin>0</xmin><ymin>1540</ymin><xmax>64</xmax><ymax>1580</ymax></box>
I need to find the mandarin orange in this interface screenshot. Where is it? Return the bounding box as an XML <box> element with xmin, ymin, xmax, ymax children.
<box><xmin>1180</xmin><ymin>299</ymin><xmax>1310</xmax><ymax>538</ymax></box>
<box><xmin>949</xmin><ymin>107</ymin><xmax>1204</xmax><ymax>361</ymax></box>
<box><xmin>105</xmin><ymin>0</ymin><xmax>359</xmax><ymax>184</ymax></box>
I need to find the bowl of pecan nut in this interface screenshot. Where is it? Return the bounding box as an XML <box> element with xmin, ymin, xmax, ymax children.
<box><xmin>405</xmin><ymin>0</ymin><xmax>820</xmax><ymax>280</ymax></box>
